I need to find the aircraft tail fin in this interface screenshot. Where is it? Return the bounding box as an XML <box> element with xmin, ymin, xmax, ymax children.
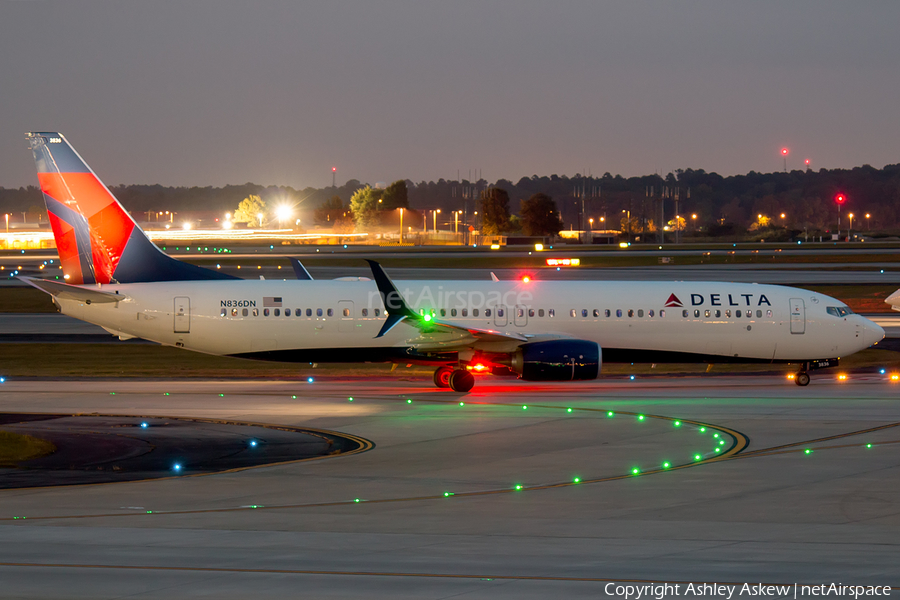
<box><xmin>25</xmin><ymin>132</ymin><xmax>235</xmax><ymax>284</ymax></box>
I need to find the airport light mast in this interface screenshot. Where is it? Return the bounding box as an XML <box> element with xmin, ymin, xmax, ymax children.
<box><xmin>835</xmin><ymin>193</ymin><xmax>846</xmax><ymax>239</ymax></box>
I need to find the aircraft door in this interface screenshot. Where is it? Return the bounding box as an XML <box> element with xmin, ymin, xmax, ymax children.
<box><xmin>514</xmin><ymin>304</ymin><xmax>528</xmax><ymax>327</ymax></box>
<box><xmin>494</xmin><ymin>306</ymin><xmax>508</xmax><ymax>327</ymax></box>
<box><xmin>174</xmin><ymin>297</ymin><xmax>190</xmax><ymax>333</ymax></box>
<box><xmin>789</xmin><ymin>298</ymin><xmax>805</xmax><ymax>334</ymax></box>
<box><xmin>338</xmin><ymin>300</ymin><xmax>355</xmax><ymax>333</ymax></box>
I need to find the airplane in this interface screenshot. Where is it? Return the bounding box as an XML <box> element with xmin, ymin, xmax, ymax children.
<box><xmin>20</xmin><ymin>132</ymin><xmax>887</xmax><ymax>392</ymax></box>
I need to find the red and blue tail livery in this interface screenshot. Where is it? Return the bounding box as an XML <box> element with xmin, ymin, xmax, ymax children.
<box><xmin>26</xmin><ymin>132</ymin><xmax>233</xmax><ymax>284</ymax></box>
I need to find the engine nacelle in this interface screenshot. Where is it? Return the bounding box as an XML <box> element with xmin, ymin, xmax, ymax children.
<box><xmin>511</xmin><ymin>340</ymin><xmax>601</xmax><ymax>381</ymax></box>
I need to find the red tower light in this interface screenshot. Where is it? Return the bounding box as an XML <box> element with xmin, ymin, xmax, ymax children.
<box><xmin>835</xmin><ymin>194</ymin><xmax>846</xmax><ymax>205</ymax></box>
<box><xmin>781</xmin><ymin>148</ymin><xmax>789</xmax><ymax>156</ymax></box>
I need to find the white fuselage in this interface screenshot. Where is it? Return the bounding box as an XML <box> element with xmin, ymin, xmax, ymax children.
<box><xmin>53</xmin><ymin>279</ymin><xmax>883</xmax><ymax>364</ymax></box>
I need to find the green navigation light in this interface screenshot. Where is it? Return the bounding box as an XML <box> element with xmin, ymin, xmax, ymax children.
<box><xmin>423</xmin><ymin>314</ymin><xmax>432</xmax><ymax>322</ymax></box>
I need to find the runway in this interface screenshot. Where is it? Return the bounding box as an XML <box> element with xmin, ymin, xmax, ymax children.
<box><xmin>1</xmin><ymin>376</ymin><xmax>898</xmax><ymax>598</ymax></box>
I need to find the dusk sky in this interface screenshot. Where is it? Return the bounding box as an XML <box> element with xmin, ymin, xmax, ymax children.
<box><xmin>1</xmin><ymin>1</ymin><xmax>898</xmax><ymax>190</ymax></box>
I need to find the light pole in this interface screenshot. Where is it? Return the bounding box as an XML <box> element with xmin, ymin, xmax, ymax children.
<box><xmin>781</xmin><ymin>147</ymin><xmax>789</xmax><ymax>172</ymax></box>
<box><xmin>331</xmin><ymin>167</ymin><xmax>336</xmax><ymax>188</ymax></box>
<box><xmin>433</xmin><ymin>209</ymin><xmax>440</xmax><ymax>233</ymax></box>
<box><xmin>835</xmin><ymin>193</ymin><xmax>846</xmax><ymax>238</ymax></box>
<box><xmin>848</xmin><ymin>213</ymin><xmax>854</xmax><ymax>240</ymax></box>
<box><xmin>865</xmin><ymin>213</ymin><xmax>871</xmax><ymax>230</ymax></box>
<box><xmin>399</xmin><ymin>208</ymin><xmax>403</xmax><ymax>244</ymax></box>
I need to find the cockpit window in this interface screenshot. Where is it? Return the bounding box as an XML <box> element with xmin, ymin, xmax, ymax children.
<box><xmin>826</xmin><ymin>306</ymin><xmax>854</xmax><ymax>317</ymax></box>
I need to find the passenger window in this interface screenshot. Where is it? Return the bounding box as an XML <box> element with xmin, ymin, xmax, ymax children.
<box><xmin>242</xmin><ymin>308</ymin><xmax>249</xmax><ymax>317</ymax></box>
<box><xmin>694</xmin><ymin>310</ymin><xmax>700</xmax><ymax>318</ymax></box>
<box><xmin>264</xmin><ymin>308</ymin><xmax>270</xmax><ymax>317</ymax></box>
<box><xmin>756</xmin><ymin>310</ymin><xmax>762</xmax><ymax>318</ymax></box>
<box><xmin>746</xmin><ymin>310</ymin><xmax>752</xmax><ymax>318</ymax></box>
<box><xmin>605</xmin><ymin>309</ymin><xmax>611</xmax><ymax>317</ymax></box>
<box><xmin>549</xmin><ymin>309</ymin><xmax>555</xmax><ymax>317</ymax></box>
<box><xmin>316</xmin><ymin>308</ymin><xmax>323</xmax><ymax>317</ymax></box>
<box><xmin>593</xmin><ymin>309</ymin><xmax>599</xmax><ymax>317</ymax></box>
<box><xmin>616</xmin><ymin>309</ymin><xmax>623</xmax><ymax>317</ymax></box>
<box><xmin>362</xmin><ymin>308</ymin><xmax>368</xmax><ymax>317</ymax></box>
<box><xmin>528</xmin><ymin>309</ymin><xmax>535</xmax><ymax>317</ymax></box>
<box><xmin>518</xmin><ymin>308</ymin><xmax>525</xmax><ymax>317</ymax></box>
<box><xmin>440</xmin><ymin>309</ymin><xmax>446</xmax><ymax>317</ymax></box>
<box><xmin>660</xmin><ymin>310</ymin><xmax>666</xmax><ymax>317</ymax></box>
<box><xmin>725</xmin><ymin>310</ymin><xmax>731</xmax><ymax>318</ymax></box>
<box><xmin>253</xmin><ymin>308</ymin><xmax>259</xmax><ymax>317</ymax></box>
<box><xmin>374</xmin><ymin>308</ymin><xmax>380</xmax><ymax>317</ymax></box>
<box><xmin>306</xmin><ymin>308</ymin><xmax>312</xmax><ymax>316</ymax></box>
<box><xmin>736</xmin><ymin>310</ymin><xmax>741</xmax><ymax>318</ymax></box>
<box><xmin>704</xmin><ymin>310</ymin><xmax>711</xmax><ymax>318</ymax></box>
<box><xmin>274</xmin><ymin>309</ymin><xmax>280</xmax><ymax>317</ymax></box>
<box><xmin>343</xmin><ymin>308</ymin><xmax>350</xmax><ymax>317</ymax></box>
<box><xmin>231</xmin><ymin>308</ymin><xmax>238</xmax><ymax>317</ymax></box>
<box><xmin>539</xmin><ymin>309</ymin><xmax>545</xmax><ymax>317</ymax></box>
<box><xmin>474</xmin><ymin>308</ymin><xmax>481</xmax><ymax>317</ymax></box>
<box><xmin>285</xmin><ymin>308</ymin><xmax>291</xmax><ymax>317</ymax></box>
<box><xmin>498</xmin><ymin>308</ymin><xmax>505</xmax><ymax>317</ymax></box>
<box><xmin>638</xmin><ymin>309</ymin><xmax>644</xmax><ymax>317</ymax></box>
<box><xmin>484</xmin><ymin>309</ymin><xmax>490</xmax><ymax>317</ymax></box>
<box><xmin>451</xmin><ymin>308</ymin><xmax>457</xmax><ymax>317</ymax></box>
<box><xmin>327</xmin><ymin>308</ymin><xmax>333</xmax><ymax>317</ymax></box>
<box><xmin>714</xmin><ymin>310</ymin><xmax>720</xmax><ymax>318</ymax></box>
<box><xmin>570</xmin><ymin>310</ymin><xmax>577</xmax><ymax>318</ymax></box>
<box><xmin>220</xmin><ymin>308</ymin><xmax>227</xmax><ymax>317</ymax></box>
<box><xmin>767</xmin><ymin>310</ymin><xmax>773</xmax><ymax>318</ymax></box>
<box><xmin>462</xmin><ymin>309</ymin><xmax>468</xmax><ymax>317</ymax></box>
<box><xmin>628</xmin><ymin>309</ymin><xmax>634</xmax><ymax>318</ymax></box>
<box><xmin>682</xmin><ymin>310</ymin><xmax>688</xmax><ymax>318</ymax></box>
<box><xmin>649</xmin><ymin>310</ymin><xmax>655</xmax><ymax>317</ymax></box>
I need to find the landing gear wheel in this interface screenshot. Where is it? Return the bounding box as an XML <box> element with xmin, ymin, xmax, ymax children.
<box><xmin>448</xmin><ymin>369</ymin><xmax>475</xmax><ymax>393</ymax></box>
<box><xmin>795</xmin><ymin>372</ymin><xmax>810</xmax><ymax>386</ymax></box>
<box><xmin>433</xmin><ymin>366</ymin><xmax>453</xmax><ymax>389</ymax></box>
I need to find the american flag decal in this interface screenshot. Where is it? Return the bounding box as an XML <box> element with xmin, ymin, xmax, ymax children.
<box><xmin>263</xmin><ymin>297</ymin><xmax>283</xmax><ymax>307</ymax></box>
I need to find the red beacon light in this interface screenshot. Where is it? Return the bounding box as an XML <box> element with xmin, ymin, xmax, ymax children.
<box><xmin>522</xmin><ymin>276</ymin><xmax>531</xmax><ymax>283</ymax></box>
<box><xmin>835</xmin><ymin>193</ymin><xmax>846</xmax><ymax>205</ymax></box>
<box><xmin>781</xmin><ymin>147</ymin><xmax>789</xmax><ymax>156</ymax></box>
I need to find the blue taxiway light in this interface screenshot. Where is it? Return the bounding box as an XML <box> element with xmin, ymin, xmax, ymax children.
<box><xmin>173</xmin><ymin>463</ymin><xmax>182</xmax><ymax>472</ymax></box>
<box><xmin>250</xmin><ymin>440</ymin><xmax>258</xmax><ymax>447</ymax></box>
<box><xmin>307</xmin><ymin>377</ymin><xmax>314</xmax><ymax>383</ymax></box>
<box><xmin>140</xmin><ymin>422</ymin><xmax>148</xmax><ymax>429</ymax></box>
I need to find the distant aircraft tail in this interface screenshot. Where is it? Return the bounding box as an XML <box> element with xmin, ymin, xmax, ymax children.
<box><xmin>25</xmin><ymin>132</ymin><xmax>234</xmax><ymax>284</ymax></box>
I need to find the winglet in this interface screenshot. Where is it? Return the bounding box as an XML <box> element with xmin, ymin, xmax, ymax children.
<box><xmin>365</xmin><ymin>259</ymin><xmax>419</xmax><ymax>338</ymax></box>
<box><xmin>490</xmin><ymin>272</ymin><xmax>499</xmax><ymax>282</ymax></box>
<box><xmin>19</xmin><ymin>276</ymin><xmax>124</xmax><ymax>304</ymax></box>
<box><xmin>289</xmin><ymin>258</ymin><xmax>313</xmax><ymax>280</ymax></box>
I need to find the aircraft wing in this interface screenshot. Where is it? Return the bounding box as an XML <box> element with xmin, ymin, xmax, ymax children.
<box><xmin>19</xmin><ymin>277</ymin><xmax>125</xmax><ymax>304</ymax></box>
<box><xmin>365</xmin><ymin>260</ymin><xmax>528</xmax><ymax>344</ymax></box>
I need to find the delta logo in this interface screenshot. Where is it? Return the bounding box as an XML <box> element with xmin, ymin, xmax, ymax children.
<box><xmin>664</xmin><ymin>293</ymin><xmax>683</xmax><ymax>308</ymax></box>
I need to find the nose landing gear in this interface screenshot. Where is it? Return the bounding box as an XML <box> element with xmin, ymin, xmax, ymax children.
<box><xmin>794</xmin><ymin>372</ymin><xmax>810</xmax><ymax>386</ymax></box>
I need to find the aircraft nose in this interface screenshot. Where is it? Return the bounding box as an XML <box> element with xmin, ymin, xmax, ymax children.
<box><xmin>864</xmin><ymin>319</ymin><xmax>885</xmax><ymax>346</ymax></box>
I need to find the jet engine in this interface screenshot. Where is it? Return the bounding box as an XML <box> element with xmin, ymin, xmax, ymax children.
<box><xmin>509</xmin><ymin>340</ymin><xmax>601</xmax><ymax>381</ymax></box>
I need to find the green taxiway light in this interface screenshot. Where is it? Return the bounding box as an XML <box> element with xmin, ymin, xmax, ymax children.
<box><xmin>719</xmin><ymin>440</ymin><xmax>725</xmax><ymax>445</ymax></box>
<box><xmin>443</xmin><ymin>492</ymin><xmax>454</xmax><ymax>497</ymax></box>
<box><xmin>713</xmin><ymin>433</ymin><xmax>719</xmax><ymax>438</ymax></box>
<box><xmin>567</xmin><ymin>408</ymin><xmax>573</xmax><ymax>413</ymax></box>
<box><xmin>694</xmin><ymin>454</ymin><xmax>702</xmax><ymax>461</ymax></box>
<box><xmin>573</xmin><ymin>477</ymin><xmax>581</xmax><ymax>483</ymax></box>
<box><xmin>631</xmin><ymin>468</ymin><xmax>640</xmax><ymax>475</ymax></box>
<box><xmin>804</xmin><ymin>449</ymin><xmax>812</xmax><ymax>455</ymax></box>
<box><xmin>354</xmin><ymin>498</ymin><xmax>360</xmax><ymax>503</ymax></box>
<box><xmin>348</xmin><ymin>397</ymin><xmax>354</xmax><ymax>402</ymax></box>
<box><xmin>638</xmin><ymin>415</ymin><xmax>645</xmax><ymax>421</ymax></box>
<box><xmin>459</xmin><ymin>402</ymin><xmax>465</xmax><ymax>406</ymax></box>
<box><xmin>866</xmin><ymin>443</ymin><xmax>873</xmax><ymax>448</ymax></box>
<box><xmin>522</xmin><ymin>405</ymin><xmax>528</xmax><ymax>410</ymax></box>
<box><xmin>218</xmin><ymin>394</ymin><xmax>224</xmax><ymax>397</ymax></box>
<box><xmin>663</xmin><ymin>462</ymin><xmax>671</xmax><ymax>469</ymax></box>
<box><xmin>110</xmin><ymin>392</ymin><xmax>115</xmax><ymax>395</ymax></box>
<box><xmin>514</xmin><ymin>484</ymin><xmax>523</xmax><ymax>490</ymax></box>
<box><xmin>699</xmin><ymin>427</ymin><xmax>706</xmax><ymax>432</ymax></box>
<box><xmin>164</xmin><ymin>393</ymin><xmax>170</xmax><ymax>396</ymax></box>
<box><xmin>714</xmin><ymin>448</ymin><xmax>721</xmax><ymax>453</ymax></box>
<box><xmin>407</xmin><ymin>399</ymin><xmax>412</xmax><ymax>404</ymax></box>
<box><xmin>607</xmin><ymin>411</ymin><xmax>614</xmax><ymax>417</ymax></box>
<box><xmin>292</xmin><ymin>395</ymin><xmax>297</xmax><ymax>399</ymax></box>
<box><xmin>673</xmin><ymin>421</ymin><xmax>681</xmax><ymax>427</ymax></box>
<box><xmin>146</xmin><ymin>511</ymin><xmax>152</xmax><ymax>514</ymax></box>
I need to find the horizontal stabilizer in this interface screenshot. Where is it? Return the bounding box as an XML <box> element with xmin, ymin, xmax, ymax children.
<box><xmin>19</xmin><ymin>277</ymin><xmax>124</xmax><ymax>304</ymax></box>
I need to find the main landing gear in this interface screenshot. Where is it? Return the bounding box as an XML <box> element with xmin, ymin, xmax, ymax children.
<box><xmin>433</xmin><ymin>366</ymin><xmax>475</xmax><ymax>392</ymax></box>
<box><xmin>794</xmin><ymin>372</ymin><xmax>811</xmax><ymax>386</ymax></box>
